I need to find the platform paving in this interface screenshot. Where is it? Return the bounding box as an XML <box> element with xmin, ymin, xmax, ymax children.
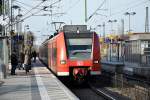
<box><xmin>0</xmin><ymin>59</ymin><xmax>79</xmax><ymax>100</ymax></box>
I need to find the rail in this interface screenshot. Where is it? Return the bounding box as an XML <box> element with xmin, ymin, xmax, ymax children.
<box><xmin>88</xmin><ymin>82</ymin><xmax>116</xmax><ymax>100</ymax></box>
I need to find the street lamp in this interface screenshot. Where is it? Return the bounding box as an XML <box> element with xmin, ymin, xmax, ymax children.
<box><xmin>97</xmin><ymin>22</ymin><xmax>105</xmax><ymax>37</ymax></box>
<box><xmin>108</xmin><ymin>19</ymin><xmax>117</xmax><ymax>34</ymax></box>
<box><xmin>108</xmin><ymin>19</ymin><xmax>117</xmax><ymax>62</ymax></box>
<box><xmin>124</xmin><ymin>12</ymin><xmax>136</xmax><ymax>33</ymax></box>
<box><xmin>24</xmin><ymin>25</ymin><xmax>29</xmax><ymax>34</ymax></box>
<box><xmin>24</xmin><ymin>25</ymin><xmax>29</xmax><ymax>46</ymax></box>
<box><xmin>97</xmin><ymin>25</ymin><xmax>102</xmax><ymax>37</ymax></box>
<box><xmin>10</xmin><ymin>5</ymin><xmax>21</xmax><ymax>52</ymax></box>
<box><xmin>12</xmin><ymin>5</ymin><xmax>20</xmax><ymax>9</ymax></box>
<box><xmin>11</xmin><ymin>5</ymin><xmax>20</xmax><ymax>31</ymax></box>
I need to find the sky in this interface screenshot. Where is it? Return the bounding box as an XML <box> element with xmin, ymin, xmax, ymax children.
<box><xmin>10</xmin><ymin>0</ymin><xmax>150</xmax><ymax>44</ymax></box>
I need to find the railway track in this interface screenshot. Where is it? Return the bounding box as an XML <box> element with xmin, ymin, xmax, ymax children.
<box><xmin>88</xmin><ymin>82</ymin><xmax>116</xmax><ymax>100</ymax></box>
<box><xmin>87</xmin><ymin>76</ymin><xmax>130</xmax><ymax>100</ymax></box>
<box><xmin>58</xmin><ymin>77</ymin><xmax>105</xmax><ymax>100</ymax></box>
<box><xmin>59</xmin><ymin>75</ymin><xmax>129</xmax><ymax>100</ymax></box>
<box><xmin>69</xmin><ymin>84</ymin><xmax>106</xmax><ymax>100</ymax></box>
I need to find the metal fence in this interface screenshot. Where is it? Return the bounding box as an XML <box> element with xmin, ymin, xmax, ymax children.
<box><xmin>112</xmin><ymin>73</ymin><xmax>150</xmax><ymax>100</ymax></box>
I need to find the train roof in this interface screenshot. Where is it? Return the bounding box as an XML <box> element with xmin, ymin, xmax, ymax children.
<box><xmin>41</xmin><ymin>25</ymin><xmax>95</xmax><ymax>45</ymax></box>
<box><xmin>62</xmin><ymin>25</ymin><xmax>90</xmax><ymax>33</ymax></box>
<box><xmin>64</xmin><ymin>32</ymin><xmax>93</xmax><ymax>38</ymax></box>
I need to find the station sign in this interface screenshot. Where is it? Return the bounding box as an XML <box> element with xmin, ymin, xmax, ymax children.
<box><xmin>12</xmin><ymin>35</ymin><xmax>24</xmax><ymax>41</ymax></box>
<box><xmin>26</xmin><ymin>40</ymin><xmax>33</xmax><ymax>45</ymax></box>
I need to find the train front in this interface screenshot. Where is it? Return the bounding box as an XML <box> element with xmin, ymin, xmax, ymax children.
<box><xmin>64</xmin><ymin>31</ymin><xmax>101</xmax><ymax>83</ymax></box>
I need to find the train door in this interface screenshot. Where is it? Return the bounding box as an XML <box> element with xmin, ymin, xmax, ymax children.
<box><xmin>48</xmin><ymin>42</ymin><xmax>51</xmax><ymax>69</ymax></box>
<box><xmin>50</xmin><ymin>43</ymin><xmax>53</xmax><ymax>70</ymax></box>
<box><xmin>51</xmin><ymin>41</ymin><xmax>57</xmax><ymax>73</ymax></box>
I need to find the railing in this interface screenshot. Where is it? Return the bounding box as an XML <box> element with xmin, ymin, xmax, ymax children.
<box><xmin>114</xmin><ymin>74</ymin><xmax>150</xmax><ymax>100</ymax></box>
<box><xmin>101</xmin><ymin>56</ymin><xmax>124</xmax><ymax>62</ymax></box>
<box><xmin>102</xmin><ymin>72</ymin><xmax>150</xmax><ymax>100</ymax></box>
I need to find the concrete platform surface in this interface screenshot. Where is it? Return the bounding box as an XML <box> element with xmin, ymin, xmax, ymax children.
<box><xmin>0</xmin><ymin>59</ymin><xmax>79</xmax><ymax>100</ymax></box>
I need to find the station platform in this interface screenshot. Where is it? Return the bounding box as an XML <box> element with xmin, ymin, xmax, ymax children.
<box><xmin>101</xmin><ymin>60</ymin><xmax>124</xmax><ymax>74</ymax></box>
<box><xmin>0</xmin><ymin>59</ymin><xmax>79</xmax><ymax>100</ymax></box>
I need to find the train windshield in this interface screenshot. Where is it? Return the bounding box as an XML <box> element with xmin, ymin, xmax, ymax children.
<box><xmin>66</xmin><ymin>38</ymin><xmax>92</xmax><ymax>60</ymax></box>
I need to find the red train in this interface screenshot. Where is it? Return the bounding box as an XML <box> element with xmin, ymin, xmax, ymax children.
<box><xmin>39</xmin><ymin>25</ymin><xmax>101</xmax><ymax>82</ymax></box>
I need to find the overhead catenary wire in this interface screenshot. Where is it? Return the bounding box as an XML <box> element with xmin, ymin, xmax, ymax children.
<box><xmin>110</xmin><ymin>0</ymin><xmax>149</xmax><ymax>16</ymax></box>
<box><xmin>4</xmin><ymin>9</ymin><xmax>43</xmax><ymax>31</ymax></box>
<box><xmin>45</xmin><ymin>0</ymin><xmax>80</xmax><ymax>23</ymax></box>
<box><xmin>45</xmin><ymin>0</ymin><xmax>62</xmax><ymax>9</ymax></box>
<box><xmin>20</xmin><ymin>0</ymin><xmax>62</xmax><ymax>19</ymax></box>
<box><xmin>15</xmin><ymin>3</ymin><xmax>29</xmax><ymax>12</ymax></box>
<box><xmin>15</xmin><ymin>0</ymin><xmax>54</xmax><ymax>12</ymax></box>
<box><xmin>86</xmin><ymin>0</ymin><xmax>106</xmax><ymax>22</ymax></box>
<box><xmin>88</xmin><ymin>0</ymin><xmax>149</xmax><ymax>25</ymax></box>
<box><xmin>64</xmin><ymin>0</ymin><xmax>81</xmax><ymax>14</ymax></box>
<box><xmin>111</xmin><ymin>0</ymin><xmax>144</xmax><ymax>11</ymax></box>
<box><xmin>15</xmin><ymin>0</ymin><xmax>39</xmax><ymax>9</ymax></box>
<box><xmin>9</xmin><ymin>0</ymin><xmax>63</xmax><ymax>27</ymax></box>
<box><xmin>21</xmin><ymin>0</ymin><xmax>45</xmax><ymax>19</ymax></box>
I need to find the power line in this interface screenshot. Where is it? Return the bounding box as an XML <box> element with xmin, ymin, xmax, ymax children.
<box><xmin>46</xmin><ymin>0</ymin><xmax>62</xmax><ymax>8</ymax></box>
<box><xmin>15</xmin><ymin>3</ymin><xmax>29</xmax><ymax>12</ymax></box>
<box><xmin>10</xmin><ymin>0</ymin><xmax>63</xmax><ymax>26</ymax></box>
<box><xmin>86</xmin><ymin>0</ymin><xmax>106</xmax><ymax>22</ymax></box>
<box><xmin>88</xmin><ymin>0</ymin><xmax>149</xmax><ymax>25</ymax></box>
<box><xmin>22</xmin><ymin>1</ymin><xmax>45</xmax><ymax>18</ymax></box>
<box><xmin>15</xmin><ymin>0</ymin><xmax>38</xmax><ymax>8</ymax></box>
<box><xmin>111</xmin><ymin>0</ymin><xmax>143</xmax><ymax>11</ymax></box>
<box><xmin>111</xmin><ymin>0</ymin><xmax>149</xmax><ymax>16</ymax></box>
<box><xmin>64</xmin><ymin>0</ymin><xmax>81</xmax><ymax>14</ymax></box>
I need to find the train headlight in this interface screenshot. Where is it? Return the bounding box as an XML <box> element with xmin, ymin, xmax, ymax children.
<box><xmin>60</xmin><ymin>60</ymin><xmax>66</xmax><ymax>64</ymax></box>
<box><xmin>94</xmin><ymin>60</ymin><xmax>99</xmax><ymax>64</ymax></box>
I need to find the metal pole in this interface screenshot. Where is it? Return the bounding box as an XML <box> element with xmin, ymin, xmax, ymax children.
<box><xmin>10</xmin><ymin>0</ymin><xmax>13</xmax><ymax>32</ymax></box>
<box><xmin>85</xmin><ymin>0</ymin><xmax>87</xmax><ymax>22</ymax></box>
<box><xmin>110</xmin><ymin>21</ymin><xmax>113</xmax><ymax>62</ymax></box>
<box><xmin>2</xmin><ymin>0</ymin><xmax>4</xmax><ymax>35</ymax></box>
<box><xmin>121</xmin><ymin>19</ymin><xmax>124</xmax><ymax>35</ymax></box>
<box><xmin>110</xmin><ymin>22</ymin><xmax>113</xmax><ymax>34</ymax></box>
<box><xmin>103</xmin><ymin>22</ymin><xmax>105</xmax><ymax>38</ymax></box>
<box><xmin>125</xmin><ymin>12</ymin><xmax>136</xmax><ymax>33</ymax></box>
<box><xmin>117</xmin><ymin>43</ymin><xmax>119</xmax><ymax>61</ymax></box>
<box><xmin>145</xmin><ymin>7</ymin><xmax>149</xmax><ymax>32</ymax></box>
<box><xmin>110</xmin><ymin>43</ymin><xmax>112</xmax><ymax>61</ymax></box>
<box><xmin>24</xmin><ymin>25</ymin><xmax>27</xmax><ymax>47</ymax></box>
<box><xmin>10</xmin><ymin>0</ymin><xmax>13</xmax><ymax>53</ymax></box>
<box><xmin>3</xmin><ymin>39</ymin><xmax>8</xmax><ymax>78</ymax></box>
<box><xmin>129</xmin><ymin>14</ymin><xmax>130</xmax><ymax>33</ymax></box>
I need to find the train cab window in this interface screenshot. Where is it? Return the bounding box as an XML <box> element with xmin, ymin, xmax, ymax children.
<box><xmin>66</xmin><ymin>38</ymin><xmax>92</xmax><ymax>60</ymax></box>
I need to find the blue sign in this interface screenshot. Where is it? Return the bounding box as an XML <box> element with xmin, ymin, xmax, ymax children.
<box><xmin>26</xmin><ymin>41</ymin><xmax>33</xmax><ymax>45</ymax></box>
<box><xmin>105</xmin><ymin>38</ymin><xmax>111</xmax><ymax>43</ymax></box>
<box><xmin>13</xmin><ymin>35</ymin><xmax>24</xmax><ymax>41</ymax></box>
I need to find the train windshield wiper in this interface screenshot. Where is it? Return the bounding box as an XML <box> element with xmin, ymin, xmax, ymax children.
<box><xmin>71</xmin><ymin>50</ymin><xmax>91</xmax><ymax>55</ymax></box>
